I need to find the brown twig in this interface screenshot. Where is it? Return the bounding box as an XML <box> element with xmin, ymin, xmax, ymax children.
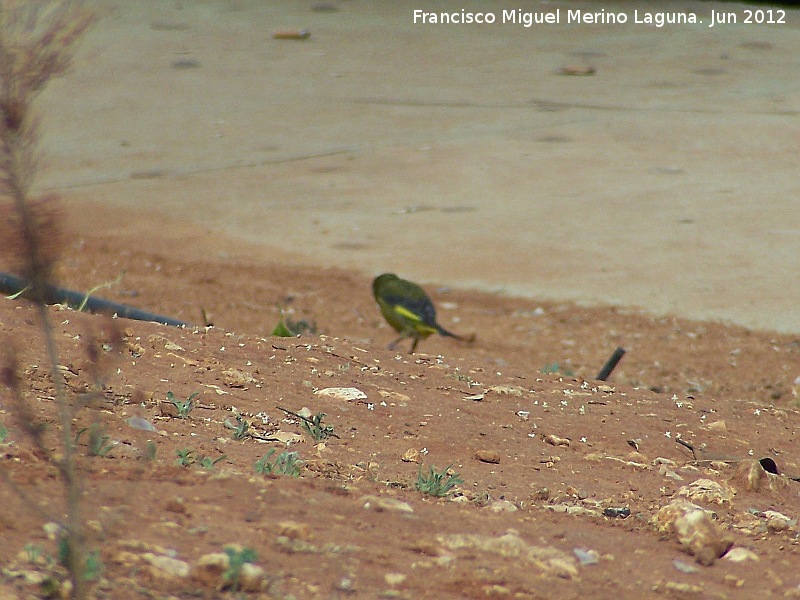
<box><xmin>0</xmin><ymin>2</ymin><xmax>94</xmax><ymax>597</ymax></box>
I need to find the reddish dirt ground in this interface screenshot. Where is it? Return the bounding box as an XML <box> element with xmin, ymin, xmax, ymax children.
<box><xmin>1</xmin><ymin>203</ymin><xmax>800</xmax><ymax>599</ymax></box>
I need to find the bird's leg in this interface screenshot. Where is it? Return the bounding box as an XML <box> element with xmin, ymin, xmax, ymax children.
<box><xmin>409</xmin><ymin>337</ymin><xmax>419</xmax><ymax>354</ymax></box>
<box><xmin>388</xmin><ymin>335</ymin><xmax>406</xmax><ymax>351</ymax></box>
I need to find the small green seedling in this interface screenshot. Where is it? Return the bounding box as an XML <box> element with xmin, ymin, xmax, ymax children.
<box><xmin>0</xmin><ymin>422</ymin><xmax>9</xmax><ymax>444</ymax></box>
<box><xmin>453</xmin><ymin>371</ymin><xmax>476</xmax><ymax>386</ymax></box>
<box><xmin>271</xmin><ymin>306</ymin><xmax>296</xmax><ymax>337</ymax></box>
<box><xmin>223</xmin><ymin>546</ymin><xmax>258</xmax><ymax>592</ymax></box>
<box><xmin>175</xmin><ymin>449</ymin><xmax>195</xmax><ymax>466</ymax></box>
<box><xmin>82</xmin><ymin>549</ymin><xmax>103</xmax><ymax>582</ymax></box>
<box><xmin>75</xmin><ymin>423</ymin><xmax>113</xmax><ymax>457</ymax></box>
<box><xmin>199</xmin><ymin>455</ymin><xmax>226</xmax><ymax>470</ymax></box>
<box><xmin>144</xmin><ymin>440</ymin><xmax>157</xmax><ymax>461</ymax></box>
<box><xmin>416</xmin><ymin>464</ymin><xmax>464</xmax><ymax>497</ymax></box>
<box><xmin>301</xmin><ymin>412</ymin><xmax>336</xmax><ymax>442</ymax></box>
<box><xmin>58</xmin><ymin>536</ymin><xmax>103</xmax><ymax>582</ymax></box>
<box><xmin>279</xmin><ymin>407</ymin><xmax>338</xmax><ymax>442</ymax></box>
<box><xmin>88</xmin><ymin>424</ymin><xmax>113</xmax><ymax>457</ymax></box>
<box><xmin>167</xmin><ymin>391</ymin><xmax>198</xmax><ymax>418</ymax></box>
<box><xmin>57</xmin><ymin>535</ymin><xmax>71</xmax><ymax>570</ymax></box>
<box><xmin>5</xmin><ymin>284</ymin><xmax>29</xmax><ymax>300</ymax></box>
<box><xmin>254</xmin><ymin>449</ymin><xmax>302</xmax><ymax>477</ymax></box>
<box><xmin>77</xmin><ymin>271</ymin><xmax>124</xmax><ymax>312</ymax></box>
<box><xmin>541</xmin><ymin>363</ymin><xmax>574</xmax><ymax>377</ymax></box>
<box><xmin>224</xmin><ymin>415</ymin><xmax>251</xmax><ymax>440</ymax></box>
<box><xmin>24</xmin><ymin>543</ymin><xmax>46</xmax><ymax>564</ymax></box>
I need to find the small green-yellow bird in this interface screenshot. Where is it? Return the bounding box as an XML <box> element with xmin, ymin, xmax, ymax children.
<box><xmin>372</xmin><ymin>273</ymin><xmax>473</xmax><ymax>353</ymax></box>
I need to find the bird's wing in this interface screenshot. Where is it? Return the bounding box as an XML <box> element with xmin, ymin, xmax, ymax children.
<box><xmin>382</xmin><ymin>291</ymin><xmax>437</xmax><ymax>327</ymax></box>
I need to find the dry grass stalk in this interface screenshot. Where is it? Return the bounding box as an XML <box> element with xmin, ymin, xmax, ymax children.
<box><xmin>0</xmin><ymin>1</ymin><xmax>93</xmax><ymax>598</ymax></box>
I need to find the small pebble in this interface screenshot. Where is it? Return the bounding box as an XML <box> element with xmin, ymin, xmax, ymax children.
<box><xmin>474</xmin><ymin>449</ymin><xmax>501</xmax><ymax>464</ymax></box>
<box><xmin>573</xmin><ymin>547</ymin><xmax>600</xmax><ymax>566</ymax></box>
<box><xmin>673</xmin><ymin>559</ymin><xmax>699</xmax><ymax>573</ymax></box>
<box><xmin>126</xmin><ymin>416</ymin><xmax>157</xmax><ymax>432</ymax></box>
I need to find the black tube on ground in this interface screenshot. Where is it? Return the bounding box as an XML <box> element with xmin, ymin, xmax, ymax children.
<box><xmin>596</xmin><ymin>346</ymin><xmax>626</xmax><ymax>381</ymax></box>
<box><xmin>0</xmin><ymin>271</ymin><xmax>188</xmax><ymax>327</ymax></box>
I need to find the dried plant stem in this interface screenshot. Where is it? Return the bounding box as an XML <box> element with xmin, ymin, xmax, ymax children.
<box><xmin>0</xmin><ymin>2</ymin><xmax>93</xmax><ymax>598</ymax></box>
<box><xmin>2</xmin><ymin>71</ymin><xmax>88</xmax><ymax>600</ymax></box>
<box><xmin>7</xmin><ymin>94</ymin><xmax>88</xmax><ymax>600</ymax></box>
<box><xmin>43</xmin><ymin>307</ymin><xmax>86</xmax><ymax>598</ymax></box>
<box><xmin>5</xmin><ymin>128</ymin><xmax>81</xmax><ymax>532</ymax></box>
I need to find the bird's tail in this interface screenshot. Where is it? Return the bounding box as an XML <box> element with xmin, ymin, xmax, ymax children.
<box><xmin>436</xmin><ymin>324</ymin><xmax>476</xmax><ymax>344</ymax></box>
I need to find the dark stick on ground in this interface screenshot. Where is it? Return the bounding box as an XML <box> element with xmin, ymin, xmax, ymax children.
<box><xmin>675</xmin><ymin>437</ymin><xmax>698</xmax><ymax>460</ymax></box>
<box><xmin>0</xmin><ymin>271</ymin><xmax>188</xmax><ymax>327</ymax></box>
<box><xmin>596</xmin><ymin>346</ymin><xmax>626</xmax><ymax>381</ymax></box>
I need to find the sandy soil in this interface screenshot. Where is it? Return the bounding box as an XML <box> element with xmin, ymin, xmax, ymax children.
<box><xmin>1</xmin><ymin>204</ymin><xmax>800</xmax><ymax>599</ymax></box>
